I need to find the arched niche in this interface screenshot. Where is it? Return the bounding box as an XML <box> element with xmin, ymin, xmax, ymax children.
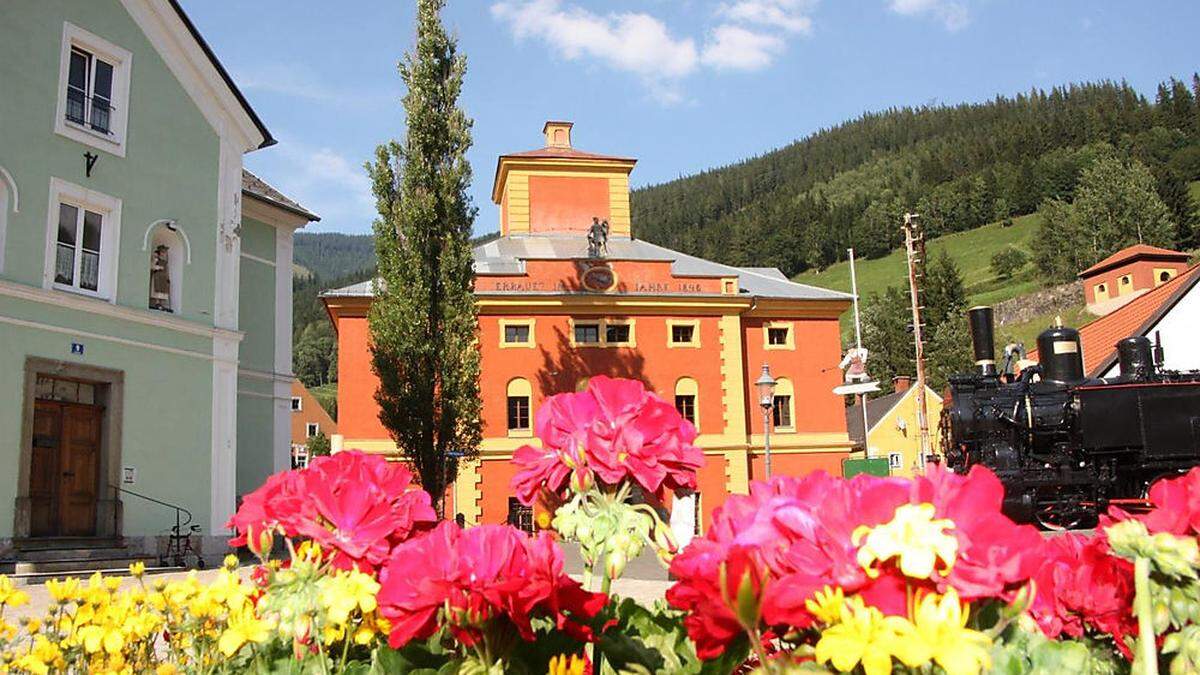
<box><xmin>142</xmin><ymin>220</ymin><xmax>190</xmax><ymax>313</ymax></box>
<box><xmin>0</xmin><ymin>165</ymin><xmax>16</xmax><ymax>276</ymax></box>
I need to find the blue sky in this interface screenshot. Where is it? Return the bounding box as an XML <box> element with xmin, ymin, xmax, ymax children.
<box><xmin>179</xmin><ymin>0</ymin><xmax>1200</xmax><ymax>236</ymax></box>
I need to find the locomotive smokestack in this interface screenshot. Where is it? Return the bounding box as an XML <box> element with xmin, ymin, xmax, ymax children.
<box><xmin>1117</xmin><ymin>336</ymin><xmax>1154</xmax><ymax>381</ymax></box>
<box><xmin>967</xmin><ymin>306</ymin><xmax>997</xmax><ymax>376</ymax></box>
<box><xmin>1037</xmin><ymin>322</ymin><xmax>1085</xmax><ymax>385</ymax></box>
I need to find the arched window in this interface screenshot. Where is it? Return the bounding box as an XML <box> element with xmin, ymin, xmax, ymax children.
<box><xmin>0</xmin><ymin>177</ymin><xmax>8</xmax><ymax>276</ymax></box>
<box><xmin>1161</xmin><ymin>271</ymin><xmax>1171</xmax><ymax>282</ymax></box>
<box><xmin>674</xmin><ymin>377</ymin><xmax>699</xmax><ymax>430</ymax></box>
<box><xmin>771</xmin><ymin>377</ymin><xmax>795</xmax><ymax>431</ymax></box>
<box><xmin>506</xmin><ymin>378</ymin><xmax>532</xmax><ymax>437</ymax></box>
<box><xmin>143</xmin><ymin>220</ymin><xmax>189</xmax><ymax>313</ymax></box>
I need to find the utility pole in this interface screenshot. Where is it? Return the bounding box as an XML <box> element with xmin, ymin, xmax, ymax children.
<box><xmin>848</xmin><ymin>248</ymin><xmax>871</xmax><ymax>457</ymax></box>
<box><xmin>902</xmin><ymin>213</ymin><xmax>932</xmax><ymax>471</ymax></box>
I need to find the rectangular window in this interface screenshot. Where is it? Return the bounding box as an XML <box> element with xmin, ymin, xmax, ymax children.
<box><xmin>767</xmin><ymin>327</ymin><xmax>789</xmax><ymax>346</ymax></box>
<box><xmin>675</xmin><ymin>394</ymin><xmax>696</xmax><ymax>424</ymax></box>
<box><xmin>306</xmin><ymin>422</ymin><xmax>319</xmax><ymax>438</ymax></box>
<box><xmin>504</xmin><ymin>324</ymin><xmax>530</xmax><ymax>344</ymax></box>
<box><xmin>54</xmin><ymin>203</ymin><xmax>103</xmax><ymax>292</ymax></box>
<box><xmin>291</xmin><ymin>397</ymin><xmax>302</xmax><ymax>412</ymax></box>
<box><xmin>574</xmin><ymin>323</ymin><xmax>601</xmax><ymax>344</ymax></box>
<box><xmin>507</xmin><ymin>395</ymin><xmax>530</xmax><ymax>431</ymax></box>
<box><xmin>671</xmin><ymin>324</ymin><xmax>695</xmax><ymax>345</ymax></box>
<box><xmin>56</xmin><ymin>23</ymin><xmax>132</xmax><ymax>155</ymax></box>
<box><xmin>888</xmin><ymin>452</ymin><xmax>903</xmax><ymax>470</ymax></box>
<box><xmin>772</xmin><ymin>395</ymin><xmax>792</xmax><ymax>428</ymax></box>
<box><xmin>605</xmin><ymin>323</ymin><xmax>632</xmax><ymax>344</ymax></box>
<box><xmin>508</xmin><ymin>497</ymin><xmax>534</xmax><ymax>532</ymax></box>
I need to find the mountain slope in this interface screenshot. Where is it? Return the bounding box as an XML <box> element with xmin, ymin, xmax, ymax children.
<box><xmin>631</xmin><ymin>76</ymin><xmax>1200</xmax><ymax>277</ymax></box>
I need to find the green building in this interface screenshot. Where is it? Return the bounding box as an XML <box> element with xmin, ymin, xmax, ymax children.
<box><xmin>0</xmin><ymin>0</ymin><xmax>317</xmax><ymax>567</ymax></box>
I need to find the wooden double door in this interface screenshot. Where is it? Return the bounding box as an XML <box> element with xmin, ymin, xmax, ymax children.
<box><xmin>30</xmin><ymin>400</ymin><xmax>102</xmax><ymax>537</ymax></box>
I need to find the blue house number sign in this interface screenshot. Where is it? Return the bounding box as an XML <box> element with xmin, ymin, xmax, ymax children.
<box><xmin>71</xmin><ymin>342</ymin><xmax>84</xmax><ymax>355</ymax></box>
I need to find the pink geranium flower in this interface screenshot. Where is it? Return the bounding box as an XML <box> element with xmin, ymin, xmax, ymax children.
<box><xmin>226</xmin><ymin>450</ymin><xmax>437</xmax><ymax>572</ymax></box>
<box><xmin>667</xmin><ymin>466</ymin><xmax>1040</xmax><ymax>660</ymax></box>
<box><xmin>1028</xmin><ymin>532</ymin><xmax>1135</xmax><ymax>655</ymax></box>
<box><xmin>511</xmin><ymin>376</ymin><xmax>703</xmax><ymax>504</ymax></box>
<box><xmin>376</xmin><ymin>522</ymin><xmax>607</xmax><ymax>649</ymax></box>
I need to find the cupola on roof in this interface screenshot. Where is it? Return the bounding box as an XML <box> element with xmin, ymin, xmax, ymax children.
<box><xmin>492</xmin><ymin>121</ymin><xmax>636</xmax><ymax>238</ymax></box>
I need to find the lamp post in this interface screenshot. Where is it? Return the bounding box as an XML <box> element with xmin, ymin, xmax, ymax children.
<box><xmin>755</xmin><ymin>364</ymin><xmax>777</xmax><ymax>479</ymax></box>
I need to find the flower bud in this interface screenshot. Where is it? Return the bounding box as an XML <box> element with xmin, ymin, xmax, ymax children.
<box><xmin>247</xmin><ymin>525</ymin><xmax>275</xmax><ymax>560</ymax></box>
<box><xmin>605</xmin><ymin>550</ymin><xmax>628</xmax><ymax>580</ymax></box>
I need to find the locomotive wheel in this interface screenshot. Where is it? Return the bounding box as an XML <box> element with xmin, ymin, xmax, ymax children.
<box><xmin>1033</xmin><ymin>489</ymin><xmax>1097</xmax><ymax>531</ymax></box>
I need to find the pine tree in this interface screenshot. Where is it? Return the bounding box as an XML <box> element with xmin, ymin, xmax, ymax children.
<box><xmin>366</xmin><ymin>0</ymin><xmax>481</xmax><ymax>514</ymax></box>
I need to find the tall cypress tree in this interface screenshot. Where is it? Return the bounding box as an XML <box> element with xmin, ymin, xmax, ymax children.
<box><xmin>367</xmin><ymin>0</ymin><xmax>481</xmax><ymax>514</ymax></box>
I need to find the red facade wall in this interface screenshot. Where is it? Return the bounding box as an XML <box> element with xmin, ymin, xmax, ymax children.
<box><xmin>741</xmin><ymin>317</ymin><xmax>847</xmax><ymax>435</ymax></box>
<box><xmin>529</xmin><ymin>175</ymin><xmax>609</xmax><ymax>234</ymax></box>
<box><xmin>1082</xmin><ymin>259</ymin><xmax>1190</xmax><ymax>305</ymax></box>
<box><xmin>334</xmin><ymin>315</ymin><xmax>389</xmax><ymax>441</ymax></box>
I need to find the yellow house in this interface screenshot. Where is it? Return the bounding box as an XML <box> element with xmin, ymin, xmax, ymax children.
<box><xmin>845</xmin><ymin>377</ymin><xmax>944</xmax><ymax>477</ymax></box>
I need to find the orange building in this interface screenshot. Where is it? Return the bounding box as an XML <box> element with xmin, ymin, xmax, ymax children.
<box><xmin>1079</xmin><ymin>244</ymin><xmax>1190</xmax><ymax>315</ymax></box>
<box><xmin>289</xmin><ymin>381</ymin><xmax>337</xmax><ymax>468</ymax></box>
<box><xmin>323</xmin><ymin>121</ymin><xmax>855</xmax><ymax>530</ymax></box>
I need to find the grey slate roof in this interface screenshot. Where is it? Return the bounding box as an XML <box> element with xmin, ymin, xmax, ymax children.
<box><xmin>324</xmin><ymin>234</ymin><xmax>850</xmax><ymax>301</ymax></box>
<box><xmin>242</xmin><ymin>169</ymin><xmax>320</xmax><ymax>222</ymax></box>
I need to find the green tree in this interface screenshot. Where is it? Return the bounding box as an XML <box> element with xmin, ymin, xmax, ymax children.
<box><xmin>861</xmin><ymin>253</ymin><xmax>969</xmax><ymax>394</ymax></box>
<box><xmin>990</xmin><ymin>246</ymin><xmax>1028</xmax><ymax>280</ymax></box>
<box><xmin>1034</xmin><ymin>153</ymin><xmax>1178</xmax><ymax>281</ymax></box>
<box><xmin>366</xmin><ymin>0</ymin><xmax>481</xmax><ymax>514</ymax></box>
<box><xmin>293</xmin><ymin>321</ymin><xmax>336</xmax><ymax>387</ymax></box>
<box><xmin>306</xmin><ymin>431</ymin><xmax>332</xmax><ymax>461</ymax></box>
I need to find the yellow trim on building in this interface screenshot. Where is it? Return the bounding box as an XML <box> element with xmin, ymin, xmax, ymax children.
<box><xmin>498</xmin><ymin>318</ymin><xmax>536</xmax><ymax>348</ymax></box>
<box><xmin>723</xmin><ymin>448</ymin><xmax>749</xmax><ymax>495</ymax></box>
<box><xmin>453</xmin><ymin>459</ymin><xmax>482</xmax><ymax>524</ymax></box>
<box><xmin>666</xmin><ymin>318</ymin><xmax>701</xmax><ymax>348</ymax></box>
<box><xmin>763</xmin><ymin>320</ymin><xmax>796</xmax><ymax>350</ymax></box>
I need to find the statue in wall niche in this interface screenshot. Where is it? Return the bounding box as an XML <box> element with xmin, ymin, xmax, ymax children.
<box><xmin>587</xmin><ymin>217</ymin><xmax>609</xmax><ymax>259</ymax></box>
<box><xmin>149</xmin><ymin>244</ymin><xmax>172</xmax><ymax>312</ymax></box>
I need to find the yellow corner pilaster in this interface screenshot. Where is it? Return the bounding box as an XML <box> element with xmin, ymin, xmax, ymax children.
<box><xmin>454</xmin><ymin>458</ymin><xmax>483</xmax><ymax>525</ymax></box>
<box><xmin>718</xmin><ymin>314</ymin><xmax>747</xmax><ymax>439</ymax></box>
<box><xmin>723</xmin><ymin>448</ymin><xmax>749</xmax><ymax>495</ymax></box>
<box><xmin>608</xmin><ymin>175</ymin><xmax>631</xmax><ymax>236</ymax></box>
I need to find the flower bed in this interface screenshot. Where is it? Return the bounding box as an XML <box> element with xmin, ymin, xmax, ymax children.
<box><xmin>2</xmin><ymin>376</ymin><xmax>1199</xmax><ymax>674</ymax></box>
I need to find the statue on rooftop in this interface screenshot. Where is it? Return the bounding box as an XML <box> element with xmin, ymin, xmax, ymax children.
<box><xmin>587</xmin><ymin>217</ymin><xmax>609</xmax><ymax>259</ymax></box>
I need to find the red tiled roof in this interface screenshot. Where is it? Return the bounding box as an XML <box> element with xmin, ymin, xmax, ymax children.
<box><xmin>1078</xmin><ymin>244</ymin><xmax>1189</xmax><ymax>278</ymax></box>
<box><xmin>501</xmin><ymin>146</ymin><xmax>635</xmax><ymax>162</ymax></box>
<box><xmin>1033</xmin><ymin>264</ymin><xmax>1200</xmax><ymax>375</ymax></box>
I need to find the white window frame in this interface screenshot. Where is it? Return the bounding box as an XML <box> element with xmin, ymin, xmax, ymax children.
<box><xmin>44</xmin><ymin>178</ymin><xmax>121</xmax><ymax>302</ymax></box>
<box><xmin>291</xmin><ymin>396</ymin><xmax>302</xmax><ymax>412</ymax></box>
<box><xmin>55</xmin><ymin>22</ymin><xmax>133</xmax><ymax>157</ymax></box>
<box><xmin>306</xmin><ymin>422</ymin><xmax>319</xmax><ymax>438</ymax></box>
<box><xmin>888</xmin><ymin>452</ymin><xmax>903</xmax><ymax>470</ymax></box>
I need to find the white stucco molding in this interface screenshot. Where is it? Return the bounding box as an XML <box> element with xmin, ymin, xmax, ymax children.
<box><xmin>141</xmin><ymin>219</ymin><xmax>192</xmax><ymax>264</ymax></box>
<box><xmin>241</xmin><ymin>196</ymin><xmax>311</xmax><ymax>230</ymax></box>
<box><xmin>118</xmin><ymin>0</ymin><xmax>263</xmax><ymax>153</ymax></box>
<box><xmin>0</xmin><ymin>278</ymin><xmax>242</xmax><ymax>342</ymax></box>
<box><xmin>0</xmin><ymin>166</ymin><xmax>18</xmax><ymax>213</ymax></box>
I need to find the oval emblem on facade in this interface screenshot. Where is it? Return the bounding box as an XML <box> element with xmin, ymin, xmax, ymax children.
<box><xmin>581</xmin><ymin>266</ymin><xmax>616</xmax><ymax>292</ymax></box>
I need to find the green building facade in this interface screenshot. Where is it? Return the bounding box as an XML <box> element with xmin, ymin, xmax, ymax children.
<box><xmin>0</xmin><ymin>0</ymin><xmax>316</xmax><ymax>559</ymax></box>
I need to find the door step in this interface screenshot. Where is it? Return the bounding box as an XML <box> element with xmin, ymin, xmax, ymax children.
<box><xmin>9</xmin><ymin>565</ymin><xmax>186</xmax><ymax>586</ymax></box>
<box><xmin>2</xmin><ymin>554</ymin><xmax>162</xmax><ymax>576</ymax></box>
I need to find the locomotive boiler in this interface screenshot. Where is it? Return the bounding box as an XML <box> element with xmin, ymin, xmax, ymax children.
<box><xmin>941</xmin><ymin>306</ymin><xmax>1200</xmax><ymax>529</ymax></box>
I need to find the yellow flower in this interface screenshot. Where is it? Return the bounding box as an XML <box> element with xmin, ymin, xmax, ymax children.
<box><xmin>156</xmin><ymin>663</ymin><xmax>179</xmax><ymax>675</ymax></box>
<box><xmin>218</xmin><ymin>606</ymin><xmax>272</xmax><ymax>656</ymax></box>
<box><xmin>814</xmin><ymin>596</ymin><xmax>916</xmax><ymax>675</ymax></box>
<box><xmin>853</xmin><ymin>503</ymin><xmax>958</xmax><ymax>580</ymax></box>
<box><xmin>319</xmin><ymin>570</ymin><xmax>380</xmax><ymax>626</ymax></box>
<box><xmin>224</xmin><ymin>554</ymin><xmax>240</xmax><ymax>570</ymax></box>
<box><xmin>547</xmin><ymin>653</ymin><xmax>589</xmax><ymax>675</ymax></box>
<box><xmin>0</xmin><ymin>575</ymin><xmax>29</xmax><ymax>608</ymax></box>
<box><xmin>129</xmin><ymin>561</ymin><xmax>146</xmax><ymax>578</ymax></box>
<box><xmin>805</xmin><ymin>586</ymin><xmax>846</xmax><ymax>625</ymax></box>
<box><xmin>908</xmin><ymin>589</ymin><xmax>992</xmax><ymax>675</ymax></box>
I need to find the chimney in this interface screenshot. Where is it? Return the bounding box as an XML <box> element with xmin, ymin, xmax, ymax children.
<box><xmin>892</xmin><ymin>375</ymin><xmax>913</xmax><ymax>393</ymax></box>
<box><xmin>543</xmin><ymin>120</ymin><xmax>573</xmax><ymax>148</ymax></box>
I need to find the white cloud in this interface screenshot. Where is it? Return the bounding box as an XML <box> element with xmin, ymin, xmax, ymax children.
<box><xmin>233</xmin><ymin>64</ymin><xmax>337</xmax><ymax>102</ymax></box>
<box><xmin>716</xmin><ymin>0</ymin><xmax>815</xmax><ymax>35</ymax></box>
<box><xmin>701</xmin><ymin>25</ymin><xmax>784</xmax><ymax>71</ymax></box>
<box><xmin>256</xmin><ymin>140</ymin><xmax>376</xmax><ymax>229</ymax></box>
<box><xmin>491</xmin><ymin>0</ymin><xmax>698</xmax><ymax>81</ymax></box>
<box><xmin>887</xmin><ymin>0</ymin><xmax>969</xmax><ymax>31</ymax></box>
<box><xmin>490</xmin><ymin>0</ymin><xmax>813</xmax><ymax>103</ymax></box>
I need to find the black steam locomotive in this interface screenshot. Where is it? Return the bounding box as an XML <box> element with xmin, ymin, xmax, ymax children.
<box><xmin>941</xmin><ymin>306</ymin><xmax>1200</xmax><ymax>529</ymax></box>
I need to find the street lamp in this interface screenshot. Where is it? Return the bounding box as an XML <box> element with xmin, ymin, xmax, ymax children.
<box><xmin>755</xmin><ymin>363</ymin><xmax>777</xmax><ymax>479</ymax></box>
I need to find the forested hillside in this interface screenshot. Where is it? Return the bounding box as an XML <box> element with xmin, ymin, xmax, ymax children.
<box><xmin>631</xmin><ymin>76</ymin><xmax>1200</xmax><ymax>276</ymax></box>
<box><xmin>294</xmin><ymin>232</ymin><xmax>376</xmax><ymax>281</ymax></box>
